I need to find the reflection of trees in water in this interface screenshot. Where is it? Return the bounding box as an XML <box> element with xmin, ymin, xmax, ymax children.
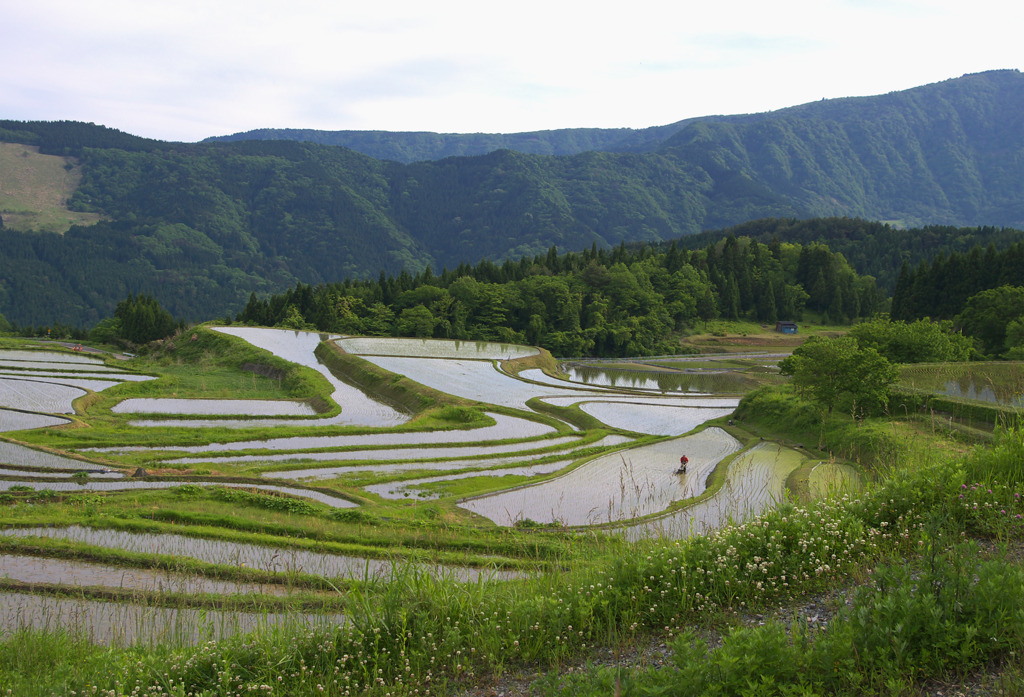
<box><xmin>902</xmin><ymin>363</ymin><xmax>1024</xmax><ymax>407</ymax></box>
<box><xmin>564</xmin><ymin>365</ymin><xmax>757</xmax><ymax>394</ymax></box>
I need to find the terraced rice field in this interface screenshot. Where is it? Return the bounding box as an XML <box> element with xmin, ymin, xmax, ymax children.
<box><xmin>899</xmin><ymin>361</ymin><xmax>1024</xmax><ymax>407</ymax></box>
<box><xmin>0</xmin><ymin>592</ymin><xmax>344</xmax><ymax>646</ymax></box>
<box><xmin>622</xmin><ymin>442</ymin><xmax>809</xmax><ymax>540</ymax></box>
<box><xmin>459</xmin><ymin>428</ymin><xmax>742</xmax><ymax>526</ymax></box>
<box><xmin>338</xmin><ymin>337</ymin><xmax>538</xmax><ymax>360</ymax></box>
<box><xmin>210</xmin><ymin>327</ymin><xmax>410</xmax><ymax>428</ymax></box>
<box><xmin>559</xmin><ymin>365</ymin><xmax>764</xmax><ymax>394</ymax></box>
<box><xmin>92</xmin><ymin>411</ymin><xmax>556</xmax><ymax>454</ymax></box>
<box><xmin>0</xmin><ymin>377</ymin><xmax>86</xmax><ymax>413</ymax></box>
<box><xmin>112</xmin><ymin>398</ymin><xmax>317</xmax><ymax>416</ymax></box>
<box><xmin>1</xmin><ymin>553</ymin><xmax>296</xmax><ymax>596</ymax></box>
<box><xmin>361</xmin><ymin>356</ymin><xmax>607</xmax><ymax>410</ymax></box>
<box><xmin>1</xmin><ymin>526</ymin><xmax>518</xmax><ymax>583</ymax></box>
<box><xmin>577</xmin><ymin>401</ymin><xmax>737</xmax><ymax>436</ymax></box>
<box><xmin>0</xmin><ymin>480</ymin><xmax>359</xmax><ymax>507</ymax></box>
<box><xmin>1</xmin><ymin>330</ymin><xmax>855</xmax><ymax>647</ymax></box>
<box><xmin>0</xmin><ymin>409</ymin><xmax>68</xmax><ymax>432</ymax></box>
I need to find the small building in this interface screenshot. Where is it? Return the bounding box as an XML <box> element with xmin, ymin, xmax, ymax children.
<box><xmin>775</xmin><ymin>321</ymin><xmax>798</xmax><ymax>334</ymax></box>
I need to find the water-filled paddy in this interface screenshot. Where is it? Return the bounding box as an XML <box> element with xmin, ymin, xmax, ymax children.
<box><xmin>0</xmin><ymin>554</ymin><xmax>294</xmax><ymax>596</ymax></box>
<box><xmin>0</xmin><ymin>591</ymin><xmax>345</xmax><ymax>646</ymax></box>
<box><xmin>559</xmin><ymin>365</ymin><xmax>764</xmax><ymax>393</ymax></box>
<box><xmin>577</xmin><ymin>401</ymin><xmax>736</xmax><ymax>435</ymax></box>
<box><xmin>899</xmin><ymin>362</ymin><xmax>1024</xmax><ymax>407</ymax></box>
<box><xmin>216</xmin><ymin>435</ymin><xmax>583</xmax><ymax>473</ymax></box>
<box><xmin>0</xmin><ymin>526</ymin><xmax>515</xmax><ymax>583</ymax></box>
<box><xmin>0</xmin><ymin>350</ymin><xmax>107</xmax><ymax>365</ymax></box>
<box><xmin>539</xmin><ymin>394</ymin><xmax>740</xmax><ymax>409</ymax></box>
<box><xmin>0</xmin><ymin>409</ymin><xmax>69</xmax><ymax>432</ymax></box>
<box><xmin>2</xmin><ymin>374</ymin><xmax>126</xmax><ymax>393</ymax></box>
<box><xmin>0</xmin><ymin>369</ymin><xmax>150</xmax><ymax>381</ymax></box>
<box><xmin>212</xmin><ymin>327</ymin><xmax>411</xmax><ymax>428</ymax></box>
<box><xmin>112</xmin><ymin>398</ymin><xmax>317</xmax><ymax>416</ymax></box>
<box><xmin>361</xmin><ymin>356</ymin><xmax>606</xmax><ymax>410</ymax></box>
<box><xmin>94</xmin><ymin>412</ymin><xmax>555</xmax><ymax>454</ymax></box>
<box><xmin>222</xmin><ymin>436</ymin><xmax>627</xmax><ymax>480</ymax></box>
<box><xmin>0</xmin><ymin>361</ymin><xmax>125</xmax><ymax>373</ymax></box>
<box><xmin>459</xmin><ymin>428</ymin><xmax>742</xmax><ymax>526</ymax></box>
<box><xmin>0</xmin><ymin>441</ymin><xmax>106</xmax><ymax>471</ymax></box>
<box><xmin>339</xmin><ymin>337</ymin><xmax>538</xmax><ymax>360</ymax></box>
<box><xmin>623</xmin><ymin>442</ymin><xmax>807</xmax><ymax>540</ymax></box>
<box><xmin>0</xmin><ymin>377</ymin><xmax>84</xmax><ymax>413</ymax></box>
<box><xmin>0</xmin><ymin>480</ymin><xmax>359</xmax><ymax>508</ymax></box>
<box><xmin>0</xmin><ymin>468</ymin><xmax>124</xmax><ymax>479</ymax></box>
<box><xmin>363</xmin><ymin>435</ymin><xmax>634</xmax><ymax>499</ymax></box>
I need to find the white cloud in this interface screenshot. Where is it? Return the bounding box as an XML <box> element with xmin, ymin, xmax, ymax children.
<box><xmin>1</xmin><ymin>0</ymin><xmax>1020</xmax><ymax>141</ymax></box>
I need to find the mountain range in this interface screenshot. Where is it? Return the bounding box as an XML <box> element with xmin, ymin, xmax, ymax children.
<box><xmin>1</xmin><ymin>69</ymin><xmax>1022</xmax><ymax>327</ymax></box>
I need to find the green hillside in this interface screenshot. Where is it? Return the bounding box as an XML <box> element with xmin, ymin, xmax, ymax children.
<box><xmin>1</xmin><ymin>70</ymin><xmax>1024</xmax><ymax>327</ymax></box>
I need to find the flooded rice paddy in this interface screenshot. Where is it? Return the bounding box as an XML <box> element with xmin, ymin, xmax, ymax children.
<box><xmin>0</xmin><ymin>350</ymin><xmax>110</xmax><ymax>365</ymax></box>
<box><xmin>0</xmin><ymin>591</ymin><xmax>345</xmax><ymax>646</ymax></box>
<box><xmin>0</xmin><ymin>467</ymin><xmax>124</xmax><ymax>479</ymax></box>
<box><xmin>0</xmin><ymin>441</ymin><xmax>107</xmax><ymax>471</ymax></box>
<box><xmin>899</xmin><ymin>362</ymin><xmax>1024</xmax><ymax>407</ymax></box>
<box><xmin>0</xmin><ymin>480</ymin><xmax>358</xmax><ymax>508</ymax></box>
<box><xmin>338</xmin><ymin>336</ymin><xmax>538</xmax><ymax>360</ymax></box>
<box><xmin>211</xmin><ymin>435</ymin><xmax>583</xmax><ymax>473</ymax></box>
<box><xmin>0</xmin><ymin>526</ymin><xmax>516</xmax><ymax>584</ymax></box>
<box><xmin>363</xmin><ymin>435</ymin><xmax>633</xmax><ymax>499</ymax></box>
<box><xmin>622</xmin><ymin>442</ymin><xmax>808</xmax><ymax>541</ymax></box>
<box><xmin>0</xmin><ymin>409</ymin><xmax>68</xmax><ymax>432</ymax></box>
<box><xmin>577</xmin><ymin>402</ymin><xmax>737</xmax><ymax>436</ymax></box>
<box><xmin>0</xmin><ymin>553</ymin><xmax>295</xmax><ymax>596</ymax></box>
<box><xmin>94</xmin><ymin>411</ymin><xmax>555</xmax><ymax>454</ymax></box>
<box><xmin>360</xmin><ymin>356</ymin><xmax>607</xmax><ymax>410</ymax></box>
<box><xmin>459</xmin><ymin>428</ymin><xmax>742</xmax><ymax>526</ymax></box>
<box><xmin>211</xmin><ymin>327</ymin><xmax>411</xmax><ymax>428</ymax></box>
<box><xmin>0</xmin><ymin>369</ymin><xmax>153</xmax><ymax>381</ymax></box>
<box><xmin>113</xmin><ymin>397</ymin><xmax>317</xmax><ymax>416</ymax></box>
<box><xmin>558</xmin><ymin>365</ymin><xmax>764</xmax><ymax>394</ymax></box>
<box><xmin>0</xmin><ymin>377</ymin><xmax>85</xmax><ymax>413</ymax></box>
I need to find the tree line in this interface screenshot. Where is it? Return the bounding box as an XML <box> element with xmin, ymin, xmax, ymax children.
<box><xmin>236</xmin><ymin>237</ymin><xmax>883</xmax><ymax>357</ymax></box>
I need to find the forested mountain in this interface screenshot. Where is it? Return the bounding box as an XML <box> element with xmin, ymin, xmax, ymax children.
<box><xmin>677</xmin><ymin>218</ymin><xmax>1024</xmax><ymax>293</ymax></box>
<box><xmin>204</xmin><ymin>125</ymin><xmax>688</xmax><ymax>163</ymax></box>
<box><xmin>2</xmin><ymin>70</ymin><xmax>1024</xmax><ymax>327</ymax></box>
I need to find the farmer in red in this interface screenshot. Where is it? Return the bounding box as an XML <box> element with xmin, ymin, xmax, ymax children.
<box><xmin>677</xmin><ymin>454</ymin><xmax>689</xmax><ymax>473</ymax></box>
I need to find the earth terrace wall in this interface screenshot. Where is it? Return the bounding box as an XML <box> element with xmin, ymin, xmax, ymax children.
<box><xmin>315</xmin><ymin>340</ymin><xmax>465</xmax><ymax>415</ymax></box>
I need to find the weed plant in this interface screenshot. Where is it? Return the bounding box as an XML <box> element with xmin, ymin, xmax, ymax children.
<box><xmin>538</xmin><ymin>541</ymin><xmax>1024</xmax><ymax>696</ymax></box>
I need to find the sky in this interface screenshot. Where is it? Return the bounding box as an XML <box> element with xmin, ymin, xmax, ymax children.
<box><xmin>2</xmin><ymin>0</ymin><xmax>1021</xmax><ymax>143</ymax></box>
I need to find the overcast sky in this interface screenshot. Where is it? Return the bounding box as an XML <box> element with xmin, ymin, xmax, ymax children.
<box><xmin>2</xmin><ymin>0</ymin><xmax>1020</xmax><ymax>143</ymax></box>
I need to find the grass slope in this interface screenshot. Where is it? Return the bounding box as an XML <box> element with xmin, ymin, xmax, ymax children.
<box><xmin>0</xmin><ymin>143</ymin><xmax>103</xmax><ymax>233</ymax></box>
